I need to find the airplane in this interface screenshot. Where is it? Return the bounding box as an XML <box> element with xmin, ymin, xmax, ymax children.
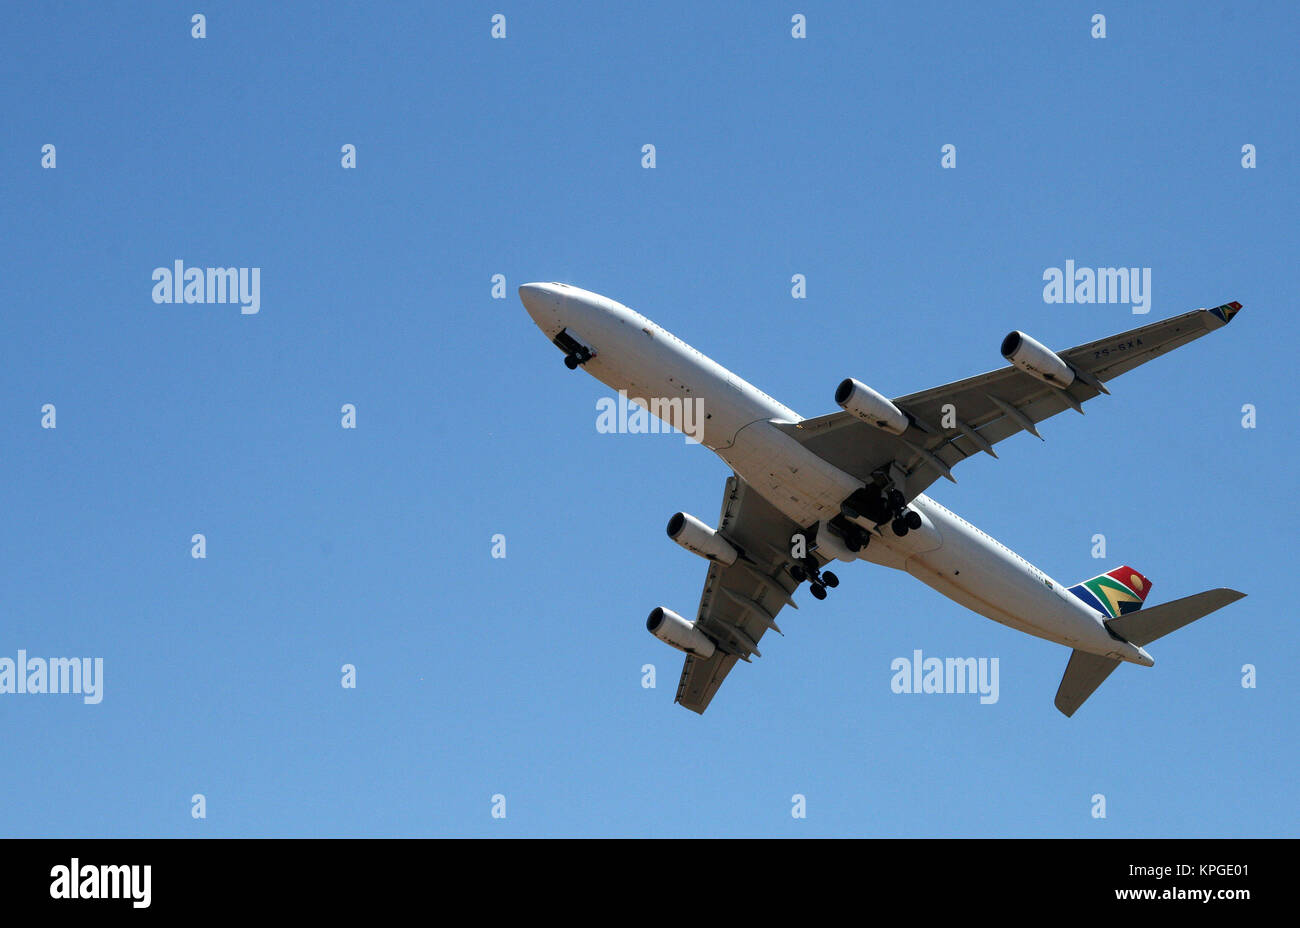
<box><xmin>519</xmin><ymin>281</ymin><xmax>1246</xmax><ymax>716</ymax></box>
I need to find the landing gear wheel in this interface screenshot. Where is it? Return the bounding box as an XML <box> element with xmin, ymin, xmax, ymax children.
<box><xmin>810</xmin><ymin>583</ymin><xmax>828</xmax><ymax>601</ymax></box>
<box><xmin>891</xmin><ymin>517</ymin><xmax>910</xmax><ymax>537</ymax></box>
<box><xmin>822</xmin><ymin>571</ymin><xmax>839</xmax><ymax>588</ymax></box>
<box><xmin>843</xmin><ymin>535</ymin><xmax>862</xmax><ymax>554</ymax></box>
<box><xmin>887</xmin><ymin>489</ymin><xmax>906</xmax><ymax>511</ymax></box>
<box><xmin>864</xmin><ymin>490</ymin><xmax>890</xmax><ymax>524</ymax></box>
<box><xmin>906</xmin><ymin>510</ymin><xmax>922</xmax><ymax>530</ymax></box>
<box><xmin>789</xmin><ymin>564</ymin><xmax>807</xmax><ymax>582</ymax></box>
<box><xmin>563</xmin><ymin>354</ymin><xmax>579</xmax><ymax>370</ymax></box>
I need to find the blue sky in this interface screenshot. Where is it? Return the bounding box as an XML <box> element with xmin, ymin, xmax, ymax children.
<box><xmin>1</xmin><ymin>1</ymin><xmax>1296</xmax><ymax>837</ymax></box>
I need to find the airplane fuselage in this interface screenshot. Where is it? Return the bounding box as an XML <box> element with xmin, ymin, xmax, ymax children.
<box><xmin>520</xmin><ymin>282</ymin><xmax>1153</xmax><ymax>667</ymax></box>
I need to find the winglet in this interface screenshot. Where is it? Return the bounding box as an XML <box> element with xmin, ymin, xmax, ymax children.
<box><xmin>1208</xmin><ymin>301</ymin><xmax>1242</xmax><ymax>325</ymax></box>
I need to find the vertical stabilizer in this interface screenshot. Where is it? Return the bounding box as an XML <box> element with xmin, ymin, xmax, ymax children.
<box><xmin>1067</xmin><ymin>565</ymin><xmax>1152</xmax><ymax>618</ymax></box>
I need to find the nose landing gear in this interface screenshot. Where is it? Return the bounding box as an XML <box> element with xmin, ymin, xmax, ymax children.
<box><xmin>563</xmin><ymin>346</ymin><xmax>593</xmax><ymax>369</ymax></box>
<box><xmin>552</xmin><ymin>329</ymin><xmax>595</xmax><ymax>370</ymax></box>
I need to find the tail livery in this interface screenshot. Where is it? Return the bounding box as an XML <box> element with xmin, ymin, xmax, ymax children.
<box><xmin>1056</xmin><ymin>567</ymin><xmax>1245</xmax><ymax>716</ymax></box>
<box><xmin>1067</xmin><ymin>565</ymin><xmax>1151</xmax><ymax>618</ymax></box>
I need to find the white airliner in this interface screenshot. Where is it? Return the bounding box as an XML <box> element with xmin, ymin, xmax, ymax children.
<box><xmin>519</xmin><ymin>282</ymin><xmax>1246</xmax><ymax>716</ymax></box>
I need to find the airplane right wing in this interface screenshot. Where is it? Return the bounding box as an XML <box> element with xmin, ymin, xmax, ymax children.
<box><xmin>776</xmin><ymin>302</ymin><xmax>1242</xmax><ymax>502</ymax></box>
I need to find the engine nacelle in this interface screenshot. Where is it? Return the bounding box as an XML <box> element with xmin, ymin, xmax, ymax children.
<box><xmin>1000</xmin><ymin>331</ymin><xmax>1075</xmax><ymax>388</ymax></box>
<box><xmin>834</xmin><ymin>378</ymin><xmax>909</xmax><ymax>435</ymax></box>
<box><xmin>646</xmin><ymin>607</ymin><xmax>716</xmax><ymax>659</ymax></box>
<box><xmin>666</xmin><ymin>512</ymin><xmax>738</xmax><ymax>565</ymax></box>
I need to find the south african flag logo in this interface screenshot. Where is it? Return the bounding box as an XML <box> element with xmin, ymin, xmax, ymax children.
<box><xmin>1067</xmin><ymin>566</ymin><xmax>1152</xmax><ymax>618</ymax></box>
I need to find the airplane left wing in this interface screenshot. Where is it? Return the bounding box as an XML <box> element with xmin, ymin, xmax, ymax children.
<box><xmin>674</xmin><ymin>475</ymin><xmax>810</xmax><ymax>714</ymax></box>
<box><xmin>776</xmin><ymin>302</ymin><xmax>1242</xmax><ymax>502</ymax></box>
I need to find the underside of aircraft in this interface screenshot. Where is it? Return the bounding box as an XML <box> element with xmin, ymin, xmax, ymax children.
<box><xmin>520</xmin><ymin>282</ymin><xmax>1246</xmax><ymax>717</ymax></box>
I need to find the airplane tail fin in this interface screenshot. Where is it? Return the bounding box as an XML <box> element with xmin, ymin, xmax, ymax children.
<box><xmin>1054</xmin><ymin>587</ymin><xmax>1247</xmax><ymax>716</ymax></box>
<box><xmin>1066</xmin><ymin>565</ymin><xmax>1152</xmax><ymax>618</ymax></box>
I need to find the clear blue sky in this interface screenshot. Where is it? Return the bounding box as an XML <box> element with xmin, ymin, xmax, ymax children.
<box><xmin>1</xmin><ymin>1</ymin><xmax>1295</xmax><ymax>837</ymax></box>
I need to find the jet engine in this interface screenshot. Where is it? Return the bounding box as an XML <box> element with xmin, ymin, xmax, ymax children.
<box><xmin>646</xmin><ymin>607</ymin><xmax>716</xmax><ymax>659</ymax></box>
<box><xmin>1000</xmin><ymin>331</ymin><xmax>1075</xmax><ymax>388</ymax></box>
<box><xmin>666</xmin><ymin>512</ymin><xmax>738</xmax><ymax>565</ymax></box>
<box><xmin>834</xmin><ymin>378</ymin><xmax>909</xmax><ymax>435</ymax></box>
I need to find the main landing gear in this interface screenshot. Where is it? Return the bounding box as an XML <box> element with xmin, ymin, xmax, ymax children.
<box><xmin>840</xmin><ymin>483</ymin><xmax>922</xmax><ymax>539</ymax></box>
<box><xmin>891</xmin><ymin>510</ymin><xmax>923</xmax><ymax>537</ymax></box>
<box><xmin>790</xmin><ymin>556</ymin><xmax>839</xmax><ymax>601</ymax></box>
<box><xmin>828</xmin><ymin>513</ymin><xmax>871</xmax><ymax>553</ymax></box>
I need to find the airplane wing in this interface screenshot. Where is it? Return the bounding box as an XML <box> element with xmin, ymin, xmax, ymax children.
<box><xmin>775</xmin><ymin>302</ymin><xmax>1242</xmax><ymax>501</ymax></box>
<box><xmin>674</xmin><ymin>475</ymin><xmax>810</xmax><ymax>714</ymax></box>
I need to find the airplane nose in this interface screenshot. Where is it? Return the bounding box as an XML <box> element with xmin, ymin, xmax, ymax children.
<box><xmin>519</xmin><ymin>282</ymin><xmax>565</xmax><ymax>333</ymax></box>
<box><xmin>519</xmin><ymin>281</ymin><xmax>553</xmax><ymax>314</ymax></box>
<box><xmin>518</xmin><ymin>282</ymin><xmax>546</xmax><ymax>309</ymax></box>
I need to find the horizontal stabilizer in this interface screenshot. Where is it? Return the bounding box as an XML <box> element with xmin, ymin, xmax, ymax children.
<box><xmin>1105</xmin><ymin>588</ymin><xmax>1246</xmax><ymax>647</ymax></box>
<box><xmin>1054</xmin><ymin>649</ymin><xmax>1121</xmax><ymax>717</ymax></box>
